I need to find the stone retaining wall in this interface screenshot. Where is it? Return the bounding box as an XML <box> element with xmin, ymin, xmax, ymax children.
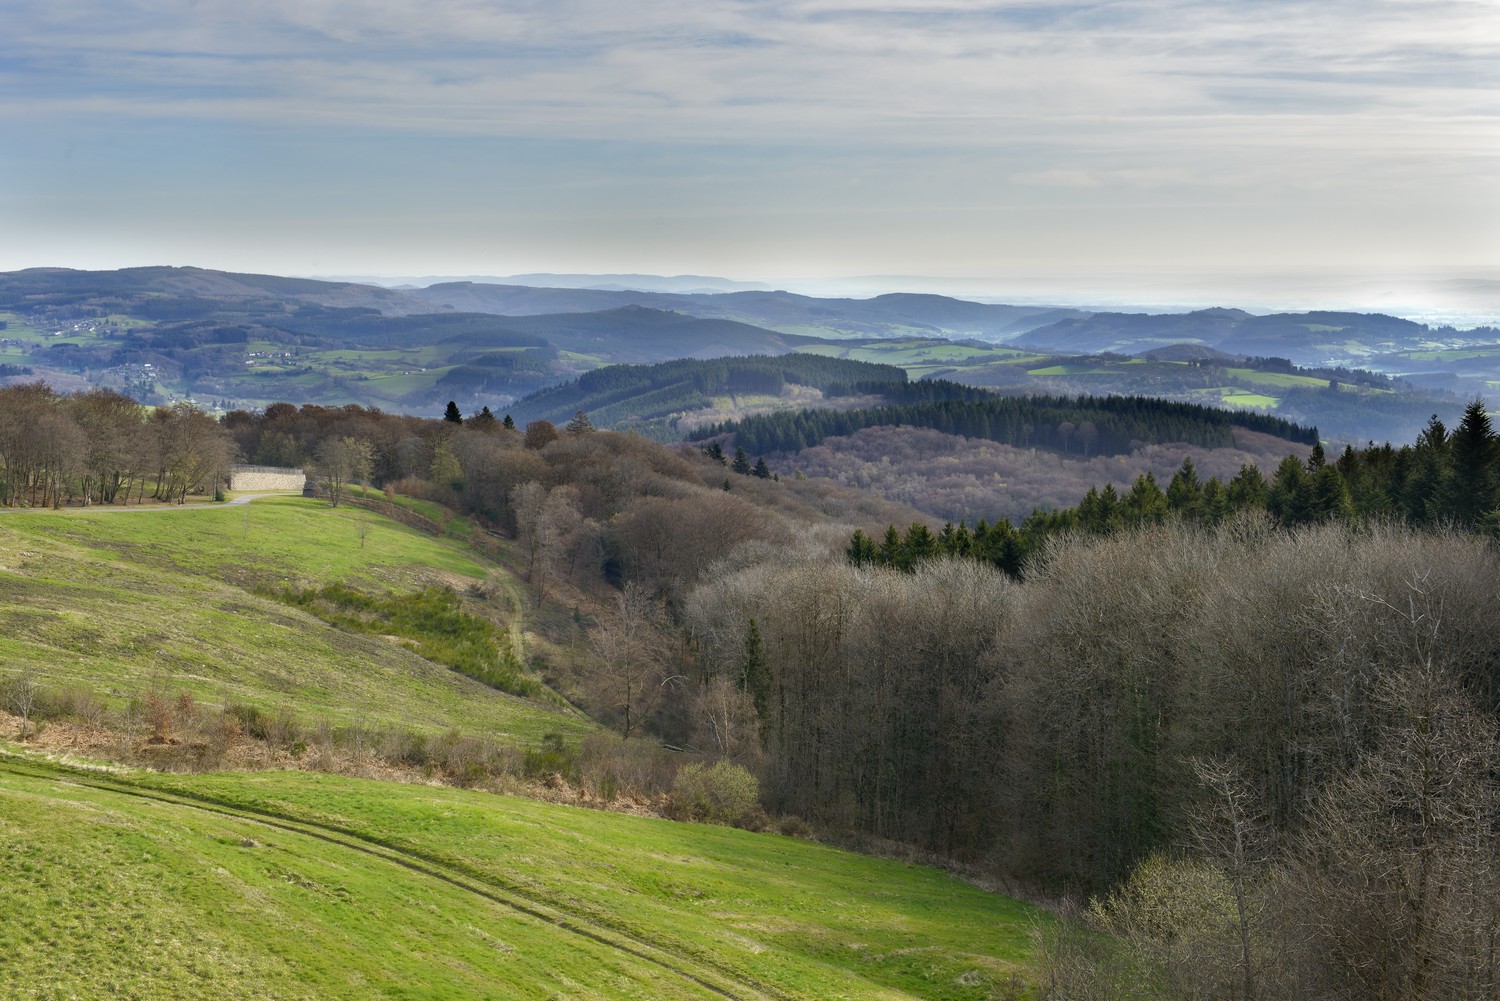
<box><xmin>228</xmin><ymin>464</ymin><xmax>307</xmax><ymax>492</ymax></box>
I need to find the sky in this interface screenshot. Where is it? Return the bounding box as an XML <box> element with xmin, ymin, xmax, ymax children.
<box><xmin>3</xmin><ymin>0</ymin><xmax>1498</xmax><ymax>314</ymax></box>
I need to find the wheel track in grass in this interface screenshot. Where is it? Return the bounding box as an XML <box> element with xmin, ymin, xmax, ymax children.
<box><xmin>0</xmin><ymin>752</ymin><xmax>793</xmax><ymax>1001</ymax></box>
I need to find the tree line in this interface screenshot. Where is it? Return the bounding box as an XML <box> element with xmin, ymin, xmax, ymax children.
<box><xmin>0</xmin><ymin>382</ymin><xmax>233</xmax><ymax>506</ymax></box>
<box><xmin>693</xmin><ymin>392</ymin><xmax>1318</xmax><ymax>457</ymax></box>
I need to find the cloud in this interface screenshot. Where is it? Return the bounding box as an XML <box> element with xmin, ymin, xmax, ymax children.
<box><xmin>5</xmin><ymin>0</ymin><xmax>1495</xmax><ymax>144</ymax></box>
<box><xmin>2</xmin><ymin>0</ymin><xmax>1495</xmax><ymax>275</ymax></box>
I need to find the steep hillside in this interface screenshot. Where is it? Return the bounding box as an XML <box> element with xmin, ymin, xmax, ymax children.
<box><xmin>0</xmin><ymin>498</ymin><xmax>587</xmax><ymax>741</ymax></box>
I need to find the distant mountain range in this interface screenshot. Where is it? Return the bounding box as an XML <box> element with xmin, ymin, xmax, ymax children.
<box><xmin>0</xmin><ymin>266</ymin><xmax>1490</xmax><ymax>443</ymax></box>
<box><xmin>324</xmin><ymin>273</ymin><xmax>776</xmax><ymax>295</ymax></box>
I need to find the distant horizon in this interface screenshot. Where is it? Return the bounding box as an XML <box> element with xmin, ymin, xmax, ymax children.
<box><xmin>6</xmin><ymin>2</ymin><xmax>1494</xmax><ymax>319</ymax></box>
<box><xmin>4</xmin><ymin>259</ymin><xmax>1496</xmax><ymax>329</ymax></box>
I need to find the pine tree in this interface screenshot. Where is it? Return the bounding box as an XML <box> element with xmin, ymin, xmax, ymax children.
<box><xmin>752</xmin><ymin>457</ymin><xmax>771</xmax><ymax>479</ymax></box>
<box><xmin>740</xmin><ymin>618</ymin><xmax>771</xmax><ymax>730</ymax></box>
<box><xmin>1167</xmin><ymin>457</ymin><xmax>1204</xmax><ymax>519</ymax></box>
<box><xmin>732</xmin><ymin>447</ymin><xmax>752</xmax><ymax>476</ymax></box>
<box><xmin>565</xmin><ymin>409</ymin><xmax>595</xmax><ymax>435</ymax></box>
<box><xmin>502</xmin><ymin>414</ymin><xmax>516</xmax><ymax>430</ymax></box>
<box><xmin>443</xmin><ymin>400</ymin><xmax>463</xmax><ymax>424</ymax></box>
<box><xmin>846</xmin><ymin>529</ymin><xmax>877</xmax><ymax>567</ymax></box>
<box><xmin>1442</xmin><ymin>399</ymin><xmax>1496</xmax><ymax>526</ymax></box>
<box><xmin>1268</xmin><ymin>453</ymin><xmax>1312</xmax><ymax>526</ymax></box>
<box><xmin>1404</xmin><ymin>415</ymin><xmax>1452</xmax><ymax>525</ymax></box>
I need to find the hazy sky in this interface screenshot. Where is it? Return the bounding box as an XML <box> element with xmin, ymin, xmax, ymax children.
<box><xmin>3</xmin><ymin>0</ymin><xmax>1497</xmax><ymax>304</ymax></box>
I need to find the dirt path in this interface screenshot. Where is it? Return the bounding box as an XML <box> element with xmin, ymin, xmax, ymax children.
<box><xmin>0</xmin><ymin>491</ymin><xmax>299</xmax><ymax>515</ymax></box>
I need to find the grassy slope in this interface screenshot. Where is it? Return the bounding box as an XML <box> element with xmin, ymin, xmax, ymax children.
<box><xmin>0</xmin><ymin>497</ymin><xmax>589</xmax><ymax>741</ymax></box>
<box><xmin>0</xmin><ymin>754</ymin><xmax>1046</xmax><ymax>1000</ymax></box>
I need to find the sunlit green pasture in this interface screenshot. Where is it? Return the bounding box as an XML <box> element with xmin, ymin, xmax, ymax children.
<box><xmin>1402</xmin><ymin>347</ymin><xmax>1500</xmax><ymax>363</ymax></box>
<box><xmin>1027</xmin><ymin>359</ymin><xmax>1146</xmax><ymax>376</ymax></box>
<box><xmin>0</xmin><ymin>757</ymin><xmax>1051</xmax><ymax>1000</ymax></box>
<box><xmin>359</xmin><ymin>370</ymin><xmax>447</xmax><ymax>396</ymax></box>
<box><xmin>1221</xmin><ymin>367</ymin><xmax>1331</xmax><ymax>389</ymax></box>
<box><xmin>0</xmin><ymin>498</ymin><xmax>585</xmax><ymax>739</ymax></box>
<box><xmin>1205</xmin><ymin>387</ymin><xmax>1280</xmax><ymax>409</ymax></box>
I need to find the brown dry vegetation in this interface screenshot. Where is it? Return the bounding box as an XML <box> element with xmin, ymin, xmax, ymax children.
<box><xmin>785</xmin><ymin>424</ymin><xmax>1310</xmax><ymax>523</ymax></box>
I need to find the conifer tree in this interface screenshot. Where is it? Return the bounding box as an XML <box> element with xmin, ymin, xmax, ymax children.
<box><xmin>1268</xmin><ymin>453</ymin><xmax>1312</xmax><ymax>526</ymax></box>
<box><xmin>1442</xmin><ymin>399</ymin><xmax>1496</xmax><ymax>526</ymax></box>
<box><xmin>1167</xmin><ymin>457</ymin><xmax>1204</xmax><ymax>518</ymax></box>
<box><xmin>847</xmin><ymin>529</ymin><xmax>877</xmax><ymax>567</ymax></box>
<box><xmin>443</xmin><ymin>400</ymin><xmax>463</xmax><ymax>424</ymax></box>
<box><xmin>732</xmin><ymin>447</ymin><xmax>752</xmax><ymax>476</ymax></box>
<box><xmin>739</xmin><ymin>618</ymin><xmax>771</xmax><ymax>729</ymax></box>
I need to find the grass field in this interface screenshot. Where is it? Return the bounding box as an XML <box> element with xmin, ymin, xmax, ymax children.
<box><xmin>0</xmin><ymin>497</ymin><xmax>588</xmax><ymax>740</ymax></box>
<box><xmin>0</xmin><ymin>752</ymin><xmax>1049</xmax><ymax>1000</ymax></box>
<box><xmin>1206</xmin><ymin>387</ymin><xmax>1280</xmax><ymax>409</ymax></box>
<box><xmin>1221</xmin><ymin>367</ymin><xmax>1330</xmax><ymax>389</ymax></box>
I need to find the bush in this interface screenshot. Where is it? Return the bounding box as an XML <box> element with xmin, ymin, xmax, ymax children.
<box><xmin>34</xmin><ymin>685</ymin><xmax>105</xmax><ymax>727</ymax></box>
<box><xmin>524</xmin><ymin>732</ymin><xmax>577</xmax><ymax>782</ymax></box>
<box><xmin>576</xmin><ymin>731</ymin><xmax>676</xmax><ymax>802</ymax></box>
<box><xmin>671</xmin><ymin>760</ymin><xmax>761</xmax><ymax>826</ymax></box>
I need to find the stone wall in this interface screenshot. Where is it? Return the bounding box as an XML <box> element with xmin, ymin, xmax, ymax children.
<box><xmin>228</xmin><ymin>464</ymin><xmax>307</xmax><ymax>492</ymax></box>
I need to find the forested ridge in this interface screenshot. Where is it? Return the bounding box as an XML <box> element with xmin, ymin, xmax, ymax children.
<box><xmin>511</xmin><ymin>353</ymin><xmax>908</xmax><ymax>427</ymax></box>
<box><xmin>6</xmin><ymin>379</ymin><xmax>1500</xmax><ymax>998</ymax></box>
<box><xmin>693</xmin><ymin>390</ymin><xmax>1318</xmax><ymax>457</ymax></box>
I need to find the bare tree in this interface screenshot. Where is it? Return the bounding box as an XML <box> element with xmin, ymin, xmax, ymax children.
<box><xmin>586</xmin><ymin>584</ymin><xmax>678</xmax><ymax>739</ymax></box>
<box><xmin>692</xmin><ymin>676</ymin><xmax>762</xmax><ymax>764</ymax></box>
<box><xmin>1188</xmin><ymin>756</ymin><xmax>1273</xmax><ymax>1001</ymax></box>
<box><xmin>1276</xmin><ymin>574</ymin><xmax>1500</xmax><ymax>1000</ymax></box>
<box><xmin>316</xmin><ymin>435</ymin><xmax>374</xmax><ymax>507</ymax></box>
<box><xmin>4</xmin><ymin>665</ymin><xmax>41</xmax><ymax>740</ymax></box>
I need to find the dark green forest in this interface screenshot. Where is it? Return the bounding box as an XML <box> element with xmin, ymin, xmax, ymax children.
<box><xmin>694</xmin><ymin>390</ymin><xmax>1318</xmax><ymax>456</ymax></box>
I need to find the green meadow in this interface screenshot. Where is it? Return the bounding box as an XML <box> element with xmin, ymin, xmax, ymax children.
<box><xmin>0</xmin><ymin>498</ymin><xmax>587</xmax><ymax>740</ymax></box>
<box><xmin>0</xmin><ymin>753</ymin><xmax>1050</xmax><ymax>1000</ymax></box>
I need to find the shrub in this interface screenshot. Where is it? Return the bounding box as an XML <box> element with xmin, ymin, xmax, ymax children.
<box><xmin>524</xmin><ymin>732</ymin><xmax>577</xmax><ymax>781</ymax></box>
<box><xmin>576</xmin><ymin>731</ymin><xmax>676</xmax><ymax>802</ymax></box>
<box><xmin>34</xmin><ymin>685</ymin><xmax>105</xmax><ymax>727</ymax></box>
<box><xmin>672</xmin><ymin>760</ymin><xmax>760</xmax><ymax>826</ymax></box>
